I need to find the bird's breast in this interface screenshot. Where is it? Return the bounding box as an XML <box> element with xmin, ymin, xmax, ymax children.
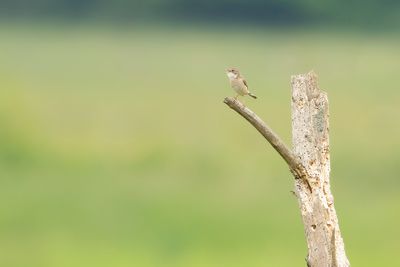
<box><xmin>230</xmin><ymin>79</ymin><xmax>248</xmax><ymax>95</ymax></box>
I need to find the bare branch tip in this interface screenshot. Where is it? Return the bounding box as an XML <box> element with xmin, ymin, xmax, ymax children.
<box><xmin>224</xmin><ymin>97</ymin><xmax>244</xmax><ymax>108</ymax></box>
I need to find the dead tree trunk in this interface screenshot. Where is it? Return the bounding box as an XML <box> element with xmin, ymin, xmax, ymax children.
<box><xmin>223</xmin><ymin>71</ymin><xmax>349</xmax><ymax>267</ymax></box>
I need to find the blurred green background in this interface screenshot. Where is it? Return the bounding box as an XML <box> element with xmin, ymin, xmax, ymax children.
<box><xmin>1</xmin><ymin>1</ymin><xmax>400</xmax><ymax>266</ymax></box>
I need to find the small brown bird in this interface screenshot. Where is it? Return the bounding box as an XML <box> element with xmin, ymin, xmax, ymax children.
<box><xmin>226</xmin><ymin>68</ymin><xmax>257</xmax><ymax>99</ymax></box>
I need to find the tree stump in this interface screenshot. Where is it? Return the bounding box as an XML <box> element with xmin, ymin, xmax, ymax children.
<box><xmin>291</xmin><ymin>72</ymin><xmax>349</xmax><ymax>267</ymax></box>
<box><xmin>224</xmin><ymin>71</ymin><xmax>350</xmax><ymax>267</ymax></box>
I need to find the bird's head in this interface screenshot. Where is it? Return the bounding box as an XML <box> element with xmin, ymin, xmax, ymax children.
<box><xmin>226</xmin><ymin>67</ymin><xmax>240</xmax><ymax>79</ymax></box>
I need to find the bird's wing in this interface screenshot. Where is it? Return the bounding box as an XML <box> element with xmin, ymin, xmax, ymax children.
<box><xmin>242</xmin><ymin>78</ymin><xmax>248</xmax><ymax>88</ymax></box>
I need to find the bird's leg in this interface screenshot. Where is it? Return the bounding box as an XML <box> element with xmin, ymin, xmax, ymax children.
<box><xmin>234</xmin><ymin>94</ymin><xmax>239</xmax><ymax>100</ymax></box>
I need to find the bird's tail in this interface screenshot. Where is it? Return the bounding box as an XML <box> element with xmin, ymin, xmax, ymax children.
<box><xmin>248</xmin><ymin>93</ymin><xmax>257</xmax><ymax>99</ymax></box>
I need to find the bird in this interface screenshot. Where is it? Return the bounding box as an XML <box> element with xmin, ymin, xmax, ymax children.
<box><xmin>226</xmin><ymin>68</ymin><xmax>257</xmax><ymax>100</ymax></box>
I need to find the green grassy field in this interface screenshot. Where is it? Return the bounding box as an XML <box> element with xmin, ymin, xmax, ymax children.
<box><xmin>0</xmin><ymin>25</ymin><xmax>399</xmax><ymax>266</ymax></box>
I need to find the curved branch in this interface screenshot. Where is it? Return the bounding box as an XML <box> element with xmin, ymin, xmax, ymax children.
<box><xmin>223</xmin><ymin>97</ymin><xmax>303</xmax><ymax>175</ymax></box>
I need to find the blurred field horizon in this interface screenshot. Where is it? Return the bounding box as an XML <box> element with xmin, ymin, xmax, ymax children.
<box><xmin>1</xmin><ymin>1</ymin><xmax>400</xmax><ymax>266</ymax></box>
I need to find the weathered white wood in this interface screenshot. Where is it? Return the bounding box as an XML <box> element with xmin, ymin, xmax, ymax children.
<box><xmin>291</xmin><ymin>71</ymin><xmax>349</xmax><ymax>267</ymax></box>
